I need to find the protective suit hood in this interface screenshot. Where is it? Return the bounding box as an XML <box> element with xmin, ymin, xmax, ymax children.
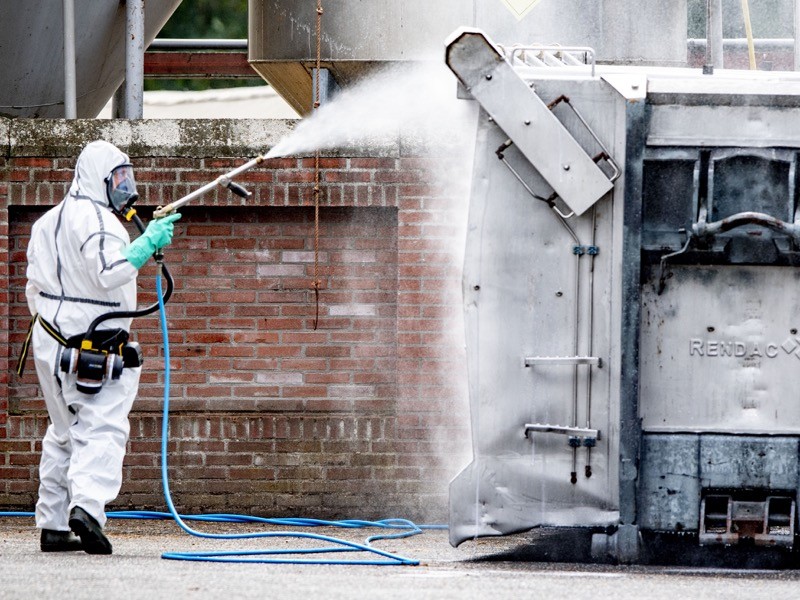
<box><xmin>69</xmin><ymin>141</ymin><xmax>134</xmax><ymax>212</ymax></box>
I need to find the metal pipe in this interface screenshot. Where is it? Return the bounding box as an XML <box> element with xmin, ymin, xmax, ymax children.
<box><xmin>545</xmin><ymin>204</ymin><xmax>584</xmax><ymax>485</ymax></box>
<box><xmin>693</xmin><ymin>211</ymin><xmax>800</xmax><ymax>239</ymax></box>
<box><xmin>706</xmin><ymin>0</ymin><xmax>724</xmax><ymax>70</ymax></box>
<box><xmin>584</xmin><ymin>206</ymin><xmax>598</xmax><ymax>478</ymax></box>
<box><xmin>795</xmin><ymin>0</ymin><xmax>800</xmax><ymax>70</ymax></box>
<box><xmin>570</xmin><ymin>250</ymin><xmax>581</xmax><ymax>485</ymax></box>
<box><xmin>148</xmin><ymin>38</ymin><xmax>248</xmax><ymax>50</ymax></box>
<box><xmin>572</xmin><ymin>252</ymin><xmax>581</xmax><ymax>421</ymax></box>
<box><xmin>125</xmin><ymin>0</ymin><xmax>145</xmax><ymax>119</ymax></box>
<box><xmin>585</xmin><ymin>207</ymin><xmax>597</xmax><ymax>432</ymax></box>
<box><xmin>546</xmin><ymin>206</ymin><xmax>583</xmax><ymax>484</ymax></box>
<box><xmin>689</xmin><ymin>37</ymin><xmax>793</xmax><ymax>50</ymax></box>
<box><xmin>62</xmin><ymin>0</ymin><xmax>77</xmax><ymax>118</ymax></box>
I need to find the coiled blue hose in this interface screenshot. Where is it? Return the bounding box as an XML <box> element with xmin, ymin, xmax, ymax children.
<box><xmin>152</xmin><ymin>267</ymin><xmax>424</xmax><ymax>564</ymax></box>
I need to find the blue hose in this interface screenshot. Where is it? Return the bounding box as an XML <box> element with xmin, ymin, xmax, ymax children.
<box><xmin>152</xmin><ymin>267</ymin><xmax>423</xmax><ymax>565</ymax></box>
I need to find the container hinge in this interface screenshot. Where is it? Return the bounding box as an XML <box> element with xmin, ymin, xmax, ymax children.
<box><xmin>445</xmin><ymin>28</ymin><xmax>615</xmax><ymax>216</ymax></box>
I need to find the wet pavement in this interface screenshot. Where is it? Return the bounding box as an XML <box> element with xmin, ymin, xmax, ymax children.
<box><xmin>3</xmin><ymin>516</ymin><xmax>800</xmax><ymax>599</ymax></box>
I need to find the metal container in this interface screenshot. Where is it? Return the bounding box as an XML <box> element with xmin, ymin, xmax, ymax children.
<box><xmin>446</xmin><ymin>28</ymin><xmax>800</xmax><ymax>564</ymax></box>
<box><xmin>248</xmin><ymin>0</ymin><xmax>687</xmax><ymax>114</ymax></box>
<box><xmin>0</xmin><ymin>0</ymin><xmax>181</xmax><ymax>118</ymax></box>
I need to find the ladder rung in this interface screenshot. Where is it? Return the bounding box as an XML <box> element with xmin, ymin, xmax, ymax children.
<box><xmin>524</xmin><ymin>423</ymin><xmax>600</xmax><ymax>439</ymax></box>
<box><xmin>524</xmin><ymin>356</ymin><xmax>602</xmax><ymax>367</ymax></box>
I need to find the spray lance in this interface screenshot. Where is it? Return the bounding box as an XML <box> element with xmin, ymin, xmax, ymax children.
<box><xmin>59</xmin><ymin>157</ymin><xmax>264</xmax><ymax>394</ymax></box>
<box><xmin>152</xmin><ymin>155</ymin><xmax>263</xmax><ymax>218</ymax></box>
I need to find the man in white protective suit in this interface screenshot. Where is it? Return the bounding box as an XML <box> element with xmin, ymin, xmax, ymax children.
<box><xmin>23</xmin><ymin>140</ymin><xmax>181</xmax><ymax>554</ymax></box>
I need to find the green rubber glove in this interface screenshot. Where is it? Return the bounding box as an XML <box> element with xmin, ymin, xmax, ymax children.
<box><xmin>122</xmin><ymin>212</ymin><xmax>182</xmax><ymax>269</ymax></box>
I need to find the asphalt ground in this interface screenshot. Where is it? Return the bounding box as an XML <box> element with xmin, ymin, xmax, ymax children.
<box><xmin>3</xmin><ymin>517</ymin><xmax>800</xmax><ymax>599</ymax></box>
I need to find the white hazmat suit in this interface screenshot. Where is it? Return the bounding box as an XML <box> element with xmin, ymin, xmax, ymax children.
<box><xmin>24</xmin><ymin>141</ymin><xmax>178</xmax><ymax>549</ymax></box>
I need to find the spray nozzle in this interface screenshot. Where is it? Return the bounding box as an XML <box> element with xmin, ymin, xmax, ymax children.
<box><xmin>222</xmin><ymin>178</ymin><xmax>252</xmax><ymax>199</ymax></box>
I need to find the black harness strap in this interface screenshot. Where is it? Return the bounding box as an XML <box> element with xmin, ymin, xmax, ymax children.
<box><xmin>16</xmin><ymin>314</ymin><xmax>67</xmax><ymax>377</ymax></box>
<box><xmin>15</xmin><ymin>314</ymin><xmax>127</xmax><ymax>376</ymax></box>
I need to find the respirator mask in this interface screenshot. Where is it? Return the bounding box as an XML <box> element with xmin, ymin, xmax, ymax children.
<box><xmin>106</xmin><ymin>164</ymin><xmax>139</xmax><ymax>215</ymax></box>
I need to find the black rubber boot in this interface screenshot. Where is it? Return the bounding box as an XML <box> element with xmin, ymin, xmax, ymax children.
<box><xmin>40</xmin><ymin>529</ymin><xmax>83</xmax><ymax>552</ymax></box>
<box><xmin>69</xmin><ymin>507</ymin><xmax>113</xmax><ymax>555</ymax></box>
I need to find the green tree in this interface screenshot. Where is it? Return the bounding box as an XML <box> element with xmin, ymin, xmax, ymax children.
<box><xmin>146</xmin><ymin>0</ymin><xmax>257</xmax><ymax>91</ymax></box>
<box><xmin>158</xmin><ymin>0</ymin><xmax>248</xmax><ymax>39</ymax></box>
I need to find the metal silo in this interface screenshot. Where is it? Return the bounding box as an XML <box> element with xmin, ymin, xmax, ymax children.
<box><xmin>248</xmin><ymin>0</ymin><xmax>688</xmax><ymax>115</ymax></box>
<box><xmin>0</xmin><ymin>0</ymin><xmax>182</xmax><ymax>118</ymax></box>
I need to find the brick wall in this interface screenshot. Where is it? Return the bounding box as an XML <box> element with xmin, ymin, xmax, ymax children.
<box><xmin>0</xmin><ymin>119</ymin><xmax>472</xmax><ymax>522</ymax></box>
